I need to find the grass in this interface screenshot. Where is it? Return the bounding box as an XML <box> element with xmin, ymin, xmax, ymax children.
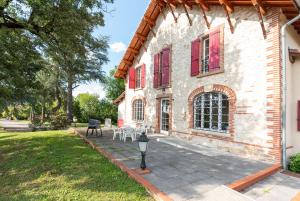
<box><xmin>71</xmin><ymin>123</ymin><xmax>88</xmax><ymax>128</ymax></box>
<box><xmin>0</xmin><ymin>131</ymin><xmax>154</xmax><ymax>201</ymax></box>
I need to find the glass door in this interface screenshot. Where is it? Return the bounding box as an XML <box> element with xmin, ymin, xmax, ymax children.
<box><xmin>161</xmin><ymin>99</ymin><xmax>170</xmax><ymax>134</ymax></box>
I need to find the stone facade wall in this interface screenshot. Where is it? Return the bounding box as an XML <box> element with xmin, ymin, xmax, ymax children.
<box><xmin>118</xmin><ymin>100</ymin><xmax>125</xmax><ymax>120</ymax></box>
<box><xmin>122</xmin><ymin>6</ymin><xmax>282</xmax><ymax>162</ymax></box>
<box><xmin>285</xmin><ymin>14</ymin><xmax>300</xmax><ymax>157</ymax></box>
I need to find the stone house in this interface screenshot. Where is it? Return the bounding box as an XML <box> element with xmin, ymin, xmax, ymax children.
<box><xmin>113</xmin><ymin>0</ymin><xmax>300</xmax><ymax>165</ymax></box>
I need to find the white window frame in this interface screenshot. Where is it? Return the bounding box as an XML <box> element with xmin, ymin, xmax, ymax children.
<box><xmin>135</xmin><ymin>67</ymin><xmax>142</xmax><ymax>89</ymax></box>
<box><xmin>194</xmin><ymin>92</ymin><xmax>229</xmax><ymax>133</ymax></box>
<box><xmin>202</xmin><ymin>37</ymin><xmax>210</xmax><ymax>74</ymax></box>
<box><xmin>133</xmin><ymin>99</ymin><xmax>144</xmax><ymax>121</ymax></box>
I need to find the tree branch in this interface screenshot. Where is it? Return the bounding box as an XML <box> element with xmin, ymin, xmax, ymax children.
<box><xmin>0</xmin><ymin>22</ymin><xmax>25</xmax><ymax>29</ymax></box>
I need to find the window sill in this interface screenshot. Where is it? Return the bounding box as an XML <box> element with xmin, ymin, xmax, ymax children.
<box><xmin>134</xmin><ymin>88</ymin><xmax>143</xmax><ymax>91</ymax></box>
<box><xmin>196</xmin><ymin>69</ymin><xmax>224</xmax><ymax>78</ymax></box>
<box><xmin>155</xmin><ymin>85</ymin><xmax>171</xmax><ymax>90</ymax></box>
<box><xmin>191</xmin><ymin>129</ymin><xmax>231</xmax><ymax>139</ymax></box>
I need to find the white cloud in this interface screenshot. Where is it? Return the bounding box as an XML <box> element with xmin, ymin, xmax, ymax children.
<box><xmin>110</xmin><ymin>42</ymin><xmax>126</xmax><ymax>53</ymax></box>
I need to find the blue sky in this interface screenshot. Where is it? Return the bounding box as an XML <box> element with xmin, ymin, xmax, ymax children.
<box><xmin>74</xmin><ymin>0</ymin><xmax>151</xmax><ymax>98</ymax></box>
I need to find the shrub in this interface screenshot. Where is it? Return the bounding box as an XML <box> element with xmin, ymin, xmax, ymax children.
<box><xmin>289</xmin><ymin>153</ymin><xmax>300</xmax><ymax>173</ymax></box>
<box><xmin>49</xmin><ymin>112</ymin><xmax>68</xmax><ymax>130</ymax></box>
<box><xmin>32</xmin><ymin>118</ymin><xmax>42</xmax><ymax>127</ymax></box>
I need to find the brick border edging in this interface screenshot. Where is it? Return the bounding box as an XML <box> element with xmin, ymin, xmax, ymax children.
<box><xmin>282</xmin><ymin>170</ymin><xmax>300</xmax><ymax>179</ymax></box>
<box><xmin>69</xmin><ymin>128</ymin><xmax>172</xmax><ymax>201</ymax></box>
<box><xmin>227</xmin><ymin>164</ymin><xmax>282</xmax><ymax>192</ymax></box>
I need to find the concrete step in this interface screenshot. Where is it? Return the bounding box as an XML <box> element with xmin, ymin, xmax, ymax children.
<box><xmin>196</xmin><ymin>186</ymin><xmax>254</xmax><ymax>201</ymax></box>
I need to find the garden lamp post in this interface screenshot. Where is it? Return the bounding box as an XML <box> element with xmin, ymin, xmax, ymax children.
<box><xmin>138</xmin><ymin>132</ymin><xmax>149</xmax><ymax>170</ymax></box>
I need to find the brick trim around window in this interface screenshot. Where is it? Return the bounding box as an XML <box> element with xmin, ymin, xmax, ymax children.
<box><xmin>131</xmin><ymin>96</ymin><xmax>147</xmax><ymax>123</ymax></box>
<box><xmin>188</xmin><ymin>84</ymin><xmax>236</xmax><ymax>138</ymax></box>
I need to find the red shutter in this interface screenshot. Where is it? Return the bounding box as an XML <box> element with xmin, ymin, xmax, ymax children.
<box><xmin>297</xmin><ymin>101</ymin><xmax>300</xmax><ymax>131</ymax></box>
<box><xmin>161</xmin><ymin>48</ymin><xmax>170</xmax><ymax>86</ymax></box>
<box><xmin>153</xmin><ymin>54</ymin><xmax>160</xmax><ymax>88</ymax></box>
<box><xmin>141</xmin><ymin>64</ymin><xmax>146</xmax><ymax>88</ymax></box>
<box><xmin>129</xmin><ymin>67</ymin><xmax>135</xmax><ymax>89</ymax></box>
<box><xmin>209</xmin><ymin>28</ymin><xmax>220</xmax><ymax>71</ymax></box>
<box><xmin>191</xmin><ymin>39</ymin><xmax>201</xmax><ymax>76</ymax></box>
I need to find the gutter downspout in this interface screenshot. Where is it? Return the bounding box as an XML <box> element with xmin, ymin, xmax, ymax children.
<box><xmin>281</xmin><ymin>14</ymin><xmax>300</xmax><ymax>170</ymax></box>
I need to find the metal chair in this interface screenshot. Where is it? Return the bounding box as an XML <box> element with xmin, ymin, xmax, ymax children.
<box><xmin>113</xmin><ymin>126</ymin><xmax>123</xmax><ymax>141</ymax></box>
<box><xmin>123</xmin><ymin>127</ymin><xmax>135</xmax><ymax>142</ymax></box>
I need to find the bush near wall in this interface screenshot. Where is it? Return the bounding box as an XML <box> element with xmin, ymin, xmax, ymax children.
<box><xmin>289</xmin><ymin>153</ymin><xmax>300</xmax><ymax>173</ymax></box>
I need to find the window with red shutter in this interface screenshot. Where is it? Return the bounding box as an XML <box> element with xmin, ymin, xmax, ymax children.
<box><xmin>129</xmin><ymin>67</ymin><xmax>135</xmax><ymax>89</ymax></box>
<box><xmin>153</xmin><ymin>54</ymin><xmax>160</xmax><ymax>88</ymax></box>
<box><xmin>298</xmin><ymin>101</ymin><xmax>300</xmax><ymax>131</ymax></box>
<box><xmin>209</xmin><ymin>28</ymin><xmax>221</xmax><ymax>71</ymax></box>
<box><xmin>141</xmin><ymin>64</ymin><xmax>146</xmax><ymax>88</ymax></box>
<box><xmin>191</xmin><ymin>39</ymin><xmax>201</xmax><ymax>76</ymax></box>
<box><xmin>161</xmin><ymin>48</ymin><xmax>170</xmax><ymax>86</ymax></box>
<box><xmin>153</xmin><ymin>48</ymin><xmax>171</xmax><ymax>88</ymax></box>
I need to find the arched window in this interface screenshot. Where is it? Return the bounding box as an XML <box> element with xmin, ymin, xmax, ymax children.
<box><xmin>194</xmin><ymin>92</ymin><xmax>229</xmax><ymax>132</ymax></box>
<box><xmin>132</xmin><ymin>99</ymin><xmax>144</xmax><ymax>121</ymax></box>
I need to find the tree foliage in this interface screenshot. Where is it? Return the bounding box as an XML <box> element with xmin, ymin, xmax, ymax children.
<box><xmin>104</xmin><ymin>67</ymin><xmax>125</xmax><ymax>101</ymax></box>
<box><xmin>0</xmin><ymin>29</ymin><xmax>44</xmax><ymax>107</ymax></box>
<box><xmin>73</xmin><ymin>93</ymin><xmax>117</xmax><ymax>123</ymax></box>
<box><xmin>0</xmin><ymin>0</ymin><xmax>113</xmax><ymax>122</ymax></box>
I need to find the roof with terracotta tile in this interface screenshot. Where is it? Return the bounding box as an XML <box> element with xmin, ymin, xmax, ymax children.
<box><xmin>114</xmin><ymin>0</ymin><xmax>300</xmax><ymax>79</ymax></box>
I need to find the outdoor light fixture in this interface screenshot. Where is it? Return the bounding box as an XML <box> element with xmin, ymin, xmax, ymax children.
<box><xmin>138</xmin><ymin>132</ymin><xmax>149</xmax><ymax>170</ymax></box>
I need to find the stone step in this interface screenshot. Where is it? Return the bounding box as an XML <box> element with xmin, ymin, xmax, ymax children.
<box><xmin>193</xmin><ymin>186</ymin><xmax>254</xmax><ymax>201</ymax></box>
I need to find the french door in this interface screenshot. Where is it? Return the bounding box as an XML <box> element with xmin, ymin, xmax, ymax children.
<box><xmin>161</xmin><ymin>99</ymin><xmax>170</xmax><ymax>134</ymax></box>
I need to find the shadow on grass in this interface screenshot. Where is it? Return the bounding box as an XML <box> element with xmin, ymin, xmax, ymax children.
<box><xmin>0</xmin><ymin>131</ymin><xmax>153</xmax><ymax>201</ymax></box>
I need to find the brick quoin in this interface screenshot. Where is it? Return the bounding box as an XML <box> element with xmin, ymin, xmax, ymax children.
<box><xmin>265</xmin><ymin>8</ymin><xmax>282</xmax><ymax>163</ymax></box>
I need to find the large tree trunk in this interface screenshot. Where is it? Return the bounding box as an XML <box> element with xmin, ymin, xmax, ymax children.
<box><xmin>67</xmin><ymin>75</ymin><xmax>73</xmax><ymax>123</ymax></box>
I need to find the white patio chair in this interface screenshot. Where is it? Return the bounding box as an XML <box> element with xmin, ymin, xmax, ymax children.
<box><xmin>135</xmin><ymin>123</ymin><xmax>148</xmax><ymax>139</ymax></box>
<box><xmin>123</xmin><ymin>127</ymin><xmax>135</xmax><ymax>142</ymax></box>
<box><xmin>112</xmin><ymin>126</ymin><xmax>123</xmax><ymax>141</ymax></box>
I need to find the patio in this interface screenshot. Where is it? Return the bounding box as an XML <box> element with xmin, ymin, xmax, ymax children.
<box><xmin>76</xmin><ymin>128</ymin><xmax>271</xmax><ymax>201</ymax></box>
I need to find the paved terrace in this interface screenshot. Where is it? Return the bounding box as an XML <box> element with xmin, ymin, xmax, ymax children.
<box><xmin>76</xmin><ymin>128</ymin><xmax>272</xmax><ymax>201</ymax></box>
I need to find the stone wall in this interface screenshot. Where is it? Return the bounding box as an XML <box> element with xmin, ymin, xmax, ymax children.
<box><xmin>285</xmin><ymin>14</ymin><xmax>300</xmax><ymax>157</ymax></box>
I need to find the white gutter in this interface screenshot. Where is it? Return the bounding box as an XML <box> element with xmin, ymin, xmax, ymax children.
<box><xmin>281</xmin><ymin>12</ymin><xmax>300</xmax><ymax>170</ymax></box>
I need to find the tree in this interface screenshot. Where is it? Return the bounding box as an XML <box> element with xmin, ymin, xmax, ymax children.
<box><xmin>104</xmin><ymin>67</ymin><xmax>125</xmax><ymax>101</ymax></box>
<box><xmin>47</xmin><ymin>35</ymin><xmax>108</xmax><ymax>122</ymax></box>
<box><xmin>0</xmin><ymin>29</ymin><xmax>44</xmax><ymax>107</ymax></box>
<box><xmin>35</xmin><ymin>65</ymin><xmax>63</xmax><ymax>122</ymax></box>
<box><xmin>1</xmin><ymin>0</ymin><xmax>113</xmax><ymax>123</ymax></box>
<box><xmin>74</xmin><ymin>93</ymin><xmax>101</xmax><ymax>123</ymax></box>
<box><xmin>0</xmin><ymin>0</ymin><xmax>113</xmax><ymax>45</ymax></box>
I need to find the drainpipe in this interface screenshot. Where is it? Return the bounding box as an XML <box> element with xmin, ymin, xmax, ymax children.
<box><xmin>281</xmin><ymin>13</ymin><xmax>300</xmax><ymax>170</ymax></box>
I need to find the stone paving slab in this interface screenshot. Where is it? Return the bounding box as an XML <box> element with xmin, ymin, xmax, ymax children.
<box><xmin>79</xmin><ymin>129</ymin><xmax>271</xmax><ymax>201</ymax></box>
<box><xmin>242</xmin><ymin>172</ymin><xmax>300</xmax><ymax>201</ymax></box>
<box><xmin>188</xmin><ymin>186</ymin><xmax>254</xmax><ymax>201</ymax></box>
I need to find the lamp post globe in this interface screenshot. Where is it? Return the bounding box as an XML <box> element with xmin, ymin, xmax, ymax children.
<box><xmin>138</xmin><ymin>132</ymin><xmax>149</xmax><ymax>170</ymax></box>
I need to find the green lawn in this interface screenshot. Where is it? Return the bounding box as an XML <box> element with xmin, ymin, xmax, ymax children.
<box><xmin>71</xmin><ymin>123</ymin><xmax>88</xmax><ymax>128</ymax></box>
<box><xmin>0</xmin><ymin>131</ymin><xmax>153</xmax><ymax>201</ymax></box>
